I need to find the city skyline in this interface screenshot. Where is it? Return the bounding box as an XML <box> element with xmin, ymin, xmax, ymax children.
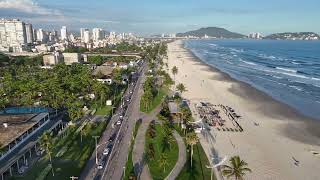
<box><xmin>0</xmin><ymin>0</ymin><xmax>320</xmax><ymax>35</ymax></box>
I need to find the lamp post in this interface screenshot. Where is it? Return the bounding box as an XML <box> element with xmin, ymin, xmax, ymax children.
<box><xmin>206</xmin><ymin>156</ymin><xmax>227</xmax><ymax>180</ymax></box>
<box><xmin>92</xmin><ymin>136</ymin><xmax>100</xmax><ymax>165</ymax></box>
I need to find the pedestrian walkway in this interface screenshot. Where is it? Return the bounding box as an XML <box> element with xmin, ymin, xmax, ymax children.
<box><xmin>165</xmin><ymin>130</ymin><xmax>187</xmax><ymax>180</ymax></box>
<box><xmin>132</xmin><ymin>106</ymin><xmax>162</xmax><ymax>180</ymax></box>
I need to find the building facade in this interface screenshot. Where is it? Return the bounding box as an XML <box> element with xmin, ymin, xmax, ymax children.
<box><xmin>62</xmin><ymin>53</ymin><xmax>81</xmax><ymax>65</ymax></box>
<box><xmin>92</xmin><ymin>28</ymin><xmax>105</xmax><ymax>41</ymax></box>
<box><xmin>83</xmin><ymin>29</ymin><xmax>90</xmax><ymax>43</ymax></box>
<box><xmin>0</xmin><ymin>19</ymin><xmax>27</xmax><ymax>48</ymax></box>
<box><xmin>25</xmin><ymin>23</ymin><xmax>33</xmax><ymax>44</ymax></box>
<box><xmin>60</xmin><ymin>26</ymin><xmax>67</xmax><ymax>40</ymax></box>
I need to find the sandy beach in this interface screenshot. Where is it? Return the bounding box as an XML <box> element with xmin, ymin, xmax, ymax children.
<box><xmin>166</xmin><ymin>40</ymin><xmax>320</xmax><ymax>180</ymax></box>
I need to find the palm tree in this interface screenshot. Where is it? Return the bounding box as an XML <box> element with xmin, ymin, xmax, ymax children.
<box><xmin>176</xmin><ymin>83</ymin><xmax>187</xmax><ymax>96</ymax></box>
<box><xmin>158</xmin><ymin>153</ymin><xmax>169</xmax><ymax>172</ymax></box>
<box><xmin>222</xmin><ymin>156</ymin><xmax>252</xmax><ymax>180</ymax></box>
<box><xmin>171</xmin><ymin>66</ymin><xmax>178</xmax><ymax>91</ymax></box>
<box><xmin>161</xmin><ymin>127</ymin><xmax>174</xmax><ymax>152</ymax></box>
<box><xmin>186</xmin><ymin>132</ymin><xmax>198</xmax><ymax>168</ymax></box>
<box><xmin>40</xmin><ymin>131</ymin><xmax>55</xmax><ymax>177</ymax></box>
<box><xmin>80</xmin><ymin>128</ymin><xmax>86</xmax><ymax>143</ymax></box>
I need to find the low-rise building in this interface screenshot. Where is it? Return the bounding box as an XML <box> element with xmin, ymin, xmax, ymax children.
<box><xmin>62</xmin><ymin>53</ymin><xmax>82</xmax><ymax>65</ymax></box>
<box><xmin>43</xmin><ymin>52</ymin><xmax>63</xmax><ymax>65</ymax></box>
<box><xmin>0</xmin><ymin>107</ymin><xmax>65</xmax><ymax>179</ymax></box>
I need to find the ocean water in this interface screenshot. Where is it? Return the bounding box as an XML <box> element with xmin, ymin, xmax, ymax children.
<box><xmin>184</xmin><ymin>39</ymin><xmax>320</xmax><ymax>120</ymax></box>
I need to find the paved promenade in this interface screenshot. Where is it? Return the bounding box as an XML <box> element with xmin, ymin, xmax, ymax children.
<box><xmin>165</xmin><ymin>130</ymin><xmax>186</xmax><ymax>180</ymax></box>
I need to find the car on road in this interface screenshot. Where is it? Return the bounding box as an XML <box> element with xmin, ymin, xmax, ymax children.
<box><xmin>129</xmin><ymin>91</ymin><xmax>133</xmax><ymax>94</ymax></box>
<box><xmin>97</xmin><ymin>163</ymin><xmax>103</xmax><ymax>169</ymax></box>
<box><xmin>108</xmin><ymin>133</ymin><xmax>116</xmax><ymax>142</ymax></box>
<box><xmin>97</xmin><ymin>157</ymin><xmax>107</xmax><ymax>169</ymax></box>
<box><xmin>116</xmin><ymin>120</ymin><xmax>122</xmax><ymax>125</ymax></box>
<box><xmin>103</xmin><ymin>147</ymin><xmax>110</xmax><ymax>155</ymax></box>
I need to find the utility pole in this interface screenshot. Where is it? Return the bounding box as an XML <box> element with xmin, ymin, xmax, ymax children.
<box><xmin>92</xmin><ymin>136</ymin><xmax>100</xmax><ymax>165</ymax></box>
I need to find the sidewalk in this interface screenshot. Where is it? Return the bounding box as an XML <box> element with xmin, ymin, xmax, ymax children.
<box><xmin>132</xmin><ymin>106</ymin><xmax>162</xmax><ymax>180</ymax></box>
<box><xmin>165</xmin><ymin>130</ymin><xmax>186</xmax><ymax>180</ymax></box>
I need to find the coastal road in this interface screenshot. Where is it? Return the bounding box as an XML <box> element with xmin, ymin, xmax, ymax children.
<box><xmin>80</xmin><ymin>64</ymin><xmax>146</xmax><ymax>180</ymax></box>
<box><xmin>100</xmin><ymin>64</ymin><xmax>147</xmax><ymax>180</ymax></box>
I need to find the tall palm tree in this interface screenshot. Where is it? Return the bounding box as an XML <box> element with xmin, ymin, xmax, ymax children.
<box><xmin>158</xmin><ymin>153</ymin><xmax>169</xmax><ymax>172</ymax></box>
<box><xmin>171</xmin><ymin>66</ymin><xmax>178</xmax><ymax>91</ymax></box>
<box><xmin>186</xmin><ymin>132</ymin><xmax>198</xmax><ymax>168</ymax></box>
<box><xmin>176</xmin><ymin>83</ymin><xmax>187</xmax><ymax>96</ymax></box>
<box><xmin>40</xmin><ymin>131</ymin><xmax>55</xmax><ymax>177</ymax></box>
<box><xmin>222</xmin><ymin>156</ymin><xmax>252</xmax><ymax>180</ymax></box>
<box><xmin>80</xmin><ymin>128</ymin><xmax>85</xmax><ymax>143</ymax></box>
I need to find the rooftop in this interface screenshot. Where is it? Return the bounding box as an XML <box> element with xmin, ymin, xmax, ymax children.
<box><xmin>168</xmin><ymin>102</ymin><xmax>180</xmax><ymax>114</ymax></box>
<box><xmin>0</xmin><ymin>113</ymin><xmax>47</xmax><ymax>148</ymax></box>
<box><xmin>93</xmin><ymin>66</ymin><xmax>113</xmax><ymax>76</ymax></box>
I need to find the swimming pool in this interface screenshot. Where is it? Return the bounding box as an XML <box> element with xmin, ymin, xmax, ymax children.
<box><xmin>0</xmin><ymin>107</ymin><xmax>51</xmax><ymax>114</ymax></box>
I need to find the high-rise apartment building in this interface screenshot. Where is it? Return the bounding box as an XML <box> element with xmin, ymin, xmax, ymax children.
<box><xmin>80</xmin><ymin>28</ymin><xmax>86</xmax><ymax>42</ymax></box>
<box><xmin>61</xmin><ymin>26</ymin><xmax>67</xmax><ymax>40</ymax></box>
<box><xmin>36</xmin><ymin>29</ymin><xmax>46</xmax><ymax>43</ymax></box>
<box><xmin>83</xmin><ymin>29</ymin><xmax>90</xmax><ymax>43</ymax></box>
<box><xmin>0</xmin><ymin>19</ymin><xmax>27</xmax><ymax>47</ymax></box>
<box><xmin>25</xmin><ymin>23</ymin><xmax>33</xmax><ymax>44</ymax></box>
<box><xmin>92</xmin><ymin>28</ymin><xmax>105</xmax><ymax>41</ymax></box>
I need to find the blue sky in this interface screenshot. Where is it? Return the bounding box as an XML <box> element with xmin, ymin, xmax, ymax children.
<box><xmin>0</xmin><ymin>0</ymin><xmax>319</xmax><ymax>36</ymax></box>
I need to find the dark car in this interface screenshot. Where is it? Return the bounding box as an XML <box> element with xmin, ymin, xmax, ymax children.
<box><xmin>108</xmin><ymin>133</ymin><xmax>116</xmax><ymax>142</ymax></box>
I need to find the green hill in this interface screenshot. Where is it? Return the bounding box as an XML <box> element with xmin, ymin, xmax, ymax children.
<box><xmin>176</xmin><ymin>27</ymin><xmax>245</xmax><ymax>38</ymax></box>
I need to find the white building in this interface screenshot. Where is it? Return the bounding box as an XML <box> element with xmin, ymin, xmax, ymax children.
<box><xmin>62</xmin><ymin>53</ymin><xmax>82</xmax><ymax>65</ymax></box>
<box><xmin>92</xmin><ymin>28</ymin><xmax>105</xmax><ymax>41</ymax></box>
<box><xmin>83</xmin><ymin>29</ymin><xmax>90</xmax><ymax>43</ymax></box>
<box><xmin>36</xmin><ymin>29</ymin><xmax>45</xmax><ymax>42</ymax></box>
<box><xmin>0</xmin><ymin>19</ymin><xmax>27</xmax><ymax>48</ymax></box>
<box><xmin>43</xmin><ymin>52</ymin><xmax>63</xmax><ymax>65</ymax></box>
<box><xmin>69</xmin><ymin>33</ymin><xmax>75</xmax><ymax>42</ymax></box>
<box><xmin>61</xmin><ymin>26</ymin><xmax>67</xmax><ymax>40</ymax></box>
<box><xmin>25</xmin><ymin>23</ymin><xmax>33</xmax><ymax>44</ymax></box>
<box><xmin>248</xmin><ymin>32</ymin><xmax>263</xmax><ymax>39</ymax></box>
<box><xmin>80</xmin><ymin>28</ymin><xmax>86</xmax><ymax>42</ymax></box>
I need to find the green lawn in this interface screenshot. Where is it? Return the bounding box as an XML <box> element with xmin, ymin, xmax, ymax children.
<box><xmin>140</xmin><ymin>88</ymin><xmax>166</xmax><ymax>113</ymax></box>
<box><xmin>95</xmin><ymin>105</ymin><xmax>112</xmax><ymax>115</ymax></box>
<box><xmin>173</xmin><ymin>125</ymin><xmax>213</xmax><ymax>180</ymax></box>
<box><xmin>145</xmin><ymin>124</ymin><xmax>179</xmax><ymax>180</ymax></box>
<box><xmin>176</xmin><ymin>143</ymin><xmax>213</xmax><ymax>180</ymax></box>
<box><xmin>123</xmin><ymin>120</ymin><xmax>142</xmax><ymax>180</ymax></box>
<box><xmin>13</xmin><ymin>121</ymin><xmax>108</xmax><ymax>180</ymax></box>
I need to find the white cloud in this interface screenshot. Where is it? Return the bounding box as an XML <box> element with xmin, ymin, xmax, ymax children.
<box><xmin>0</xmin><ymin>0</ymin><xmax>62</xmax><ymax>16</ymax></box>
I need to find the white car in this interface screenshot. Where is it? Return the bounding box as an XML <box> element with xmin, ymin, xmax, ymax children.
<box><xmin>117</xmin><ymin>120</ymin><xmax>121</xmax><ymax>125</ymax></box>
<box><xmin>129</xmin><ymin>91</ymin><xmax>133</xmax><ymax>94</ymax></box>
<box><xmin>97</xmin><ymin>164</ymin><xmax>103</xmax><ymax>169</ymax></box>
<box><xmin>103</xmin><ymin>148</ymin><xmax>110</xmax><ymax>155</ymax></box>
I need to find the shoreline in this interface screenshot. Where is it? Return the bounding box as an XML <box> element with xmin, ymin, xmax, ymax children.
<box><xmin>166</xmin><ymin>40</ymin><xmax>320</xmax><ymax>180</ymax></box>
<box><xmin>181</xmin><ymin>40</ymin><xmax>320</xmax><ymax>144</ymax></box>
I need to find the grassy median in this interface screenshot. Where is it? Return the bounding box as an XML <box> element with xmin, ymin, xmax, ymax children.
<box><xmin>123</xmin><ymin>119</ymin><xmax>142</xmax><ymax>180</ymax></box>
<box><xmin>145</xmin><ymin>123</ymin><xmax>178</xmax><ymax>180</ymax></box>
<box><xmin>140</xmin><ymin>88</ymin><xmax>167</xmax><ymax>114</ymax></box>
